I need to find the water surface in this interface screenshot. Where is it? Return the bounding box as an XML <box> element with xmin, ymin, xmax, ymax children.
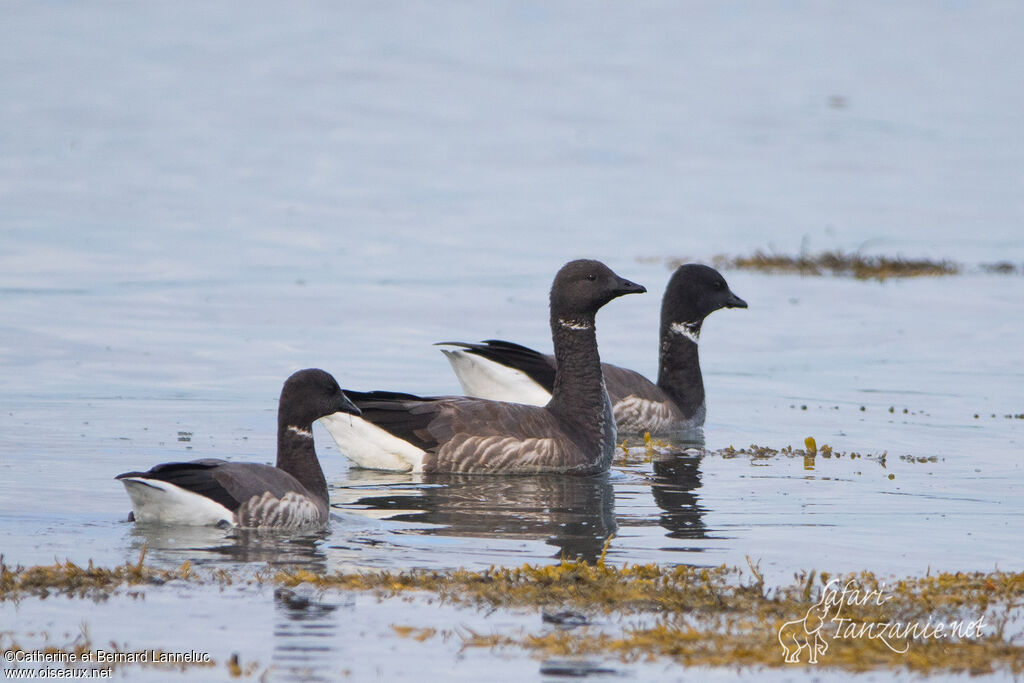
<box><xmin>1</xmin><ymin>1</ymin><xmax>1022</xmax><ymax>680</ymax></box>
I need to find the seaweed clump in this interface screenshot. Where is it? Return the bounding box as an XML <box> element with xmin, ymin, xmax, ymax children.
<box><xmin>614</xmin><ymin>432</ymin><xmax>703</xmax><ymax>465</ymax></box>
<box><xmin>667</xmin><ymin>251</ymin><xmax>961</xmax><ymax>280</ymax></box>
<box><xmin>0</xmin><ymin>550</ymin><xmax>199</xmax><ymax>601</ymax></box>
<box><xmin>980</xmin><ymin>261</ymin><xmax>1020</xmax><ymax>274</ymax></box>
<box><xmin>719</xmin><ymin>442</ymin><xmax>880</xmax><ymax>461</ymax></box>
<box><xmin>614</xmin><ymin>437</ymin><xmax>888</xmax><ymax>468</ymax></box>
<box><xmin>650</xmin><ymin>253</ymin><xmax>1023</xmax><ymax>279</ymax></box>
<box><xmin>3</xmin><ymin>554</ymin><xmax>1023</xmax><ymax>675</ymax></box>
<box><xmin>285</xmin><ymin>559</ymin><xmax>1024</xmax><ymax>675</ymax></box>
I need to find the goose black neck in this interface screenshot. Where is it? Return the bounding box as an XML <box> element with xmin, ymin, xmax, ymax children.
<box><xmin>276</xmin><ymin>419</ymin><xmax>328</xmax><ymax>504</ymax></box>
<box><xmin>547</xmin><ymin>312</ymin><xmax>608</xmax><ymax>436</ymax></box>
<box><xmin>657</xmin><ymin>320</ymin><xmax>705</xmax><ymax>420</ymax></box>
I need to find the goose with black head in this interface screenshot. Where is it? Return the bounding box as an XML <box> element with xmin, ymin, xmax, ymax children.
<box><xmin>322</xmin><ymin>260</ymin><xmax>646</xmax><ymax>474</ymax></box>
<box><xmin>116</xmin><ymin>369</ymin><xmax>360</xmax><ymax>529</ymax></box>
<box><xmin>439</xmin><ymin>264</ymin><xmax>746</xmax><ymax>434</ymax></box>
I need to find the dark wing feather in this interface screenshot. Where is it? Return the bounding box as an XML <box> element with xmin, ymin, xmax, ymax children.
<box><xmin>439</xmin><ymin>340</ymin><xmax>557</xmax><ymax>392</ymax></box>
<box><xmin>345</xmin><ymin>389</ymin><xmax>447</xmax><ymax>452</ymax></box>
<box><xmin>347</xmin><ymin>389</ymin><xmax>426</xmax><ymax>401</ymax></box>
<box><xmin>117</xmin><ymin>459</ymin><xmax>315</xmax><ymax>513</ymax></box>
<box><xmin>443</xmin><ymin>341</ymin><xmax>664</xmax><ymax>406</ymax></box>
<box><xmin>209</xmin><ymin>463</ymin><xmax>310</xmax><ymax>504</ymax></box>
<box><xmin>116</xmin><ymin>459</ymin><xmax>241</xmax><ymax>511</ymax></box>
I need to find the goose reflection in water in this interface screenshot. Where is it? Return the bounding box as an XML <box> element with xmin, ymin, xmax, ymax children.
<box><xmin>337</xmin><ymin>473</ymin><xmax>617</xmax><ymax>563</ymax></box>
<box><xmin>649</xmin><ymin>454</ymin><xmax>707</xmax><ymax>541</ymax></box>
<box><xmin>124</xmin><ymin>524</ymin><xmax>331</xmax><ymax>570</ymax></box>
<box><xmin>272</xmin><ymin>584</ymin><xmax>351</xmax><ymax>683</ymax></box>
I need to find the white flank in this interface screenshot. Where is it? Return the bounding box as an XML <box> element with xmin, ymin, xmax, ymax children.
<box><xmin>319</xmin><ymin>413</ymin><xmax>426</xmax><ymax>473</ymax></box>
<box><xmin>287</xmin><ymin>425</ymin><xmax>313</xmax><ymax>438</ymax></box>
<box><xmin>669</xmin><ymin>321</ymin><xmax>701</xmax><ymax>344</ymax></box>
<box><xmin>439</xmin><ymin>349</ymin><xmax>552</xmax><ymax>406</ymax></box>
<box><xmin>119</xmin><ymin>477</ymin><xmax>234</xmax><ymax>526</ymax></box>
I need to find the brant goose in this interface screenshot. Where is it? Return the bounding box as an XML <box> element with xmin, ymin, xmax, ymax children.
<box><xmin>439</xmin><ymin>264</ymin><xmax>746</xmax><ymax>434</ymax></box>
<box><xmin>321</xmin><ymin>260</ymin><xmax>646</xmax><ymax>474</ymax></box>
<box><xmin>116</xmin><ymin>369</ymin><xmax>360</xmax><ymax>528</ymax></box>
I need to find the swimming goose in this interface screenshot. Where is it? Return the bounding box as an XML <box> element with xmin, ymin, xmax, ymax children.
<box><xmin>116</xmin><ymin>369</ymin><xmax>360</xmax><ymax>528</ymax></box>
<box><xmin>439</xmin><ymin>264</ymin><xmax>746</xmax><ymax>434</ymax></box>
<box><xmin>321</xmin><ymin>259</ymin><xmax>646</xmax><ymax>474</ymax></box>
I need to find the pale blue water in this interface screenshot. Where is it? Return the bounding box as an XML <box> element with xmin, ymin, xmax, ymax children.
<box><xmin>1</xmin><ymin>2</ymin><xmax>1022</xmax><ymax>680</ymax></box>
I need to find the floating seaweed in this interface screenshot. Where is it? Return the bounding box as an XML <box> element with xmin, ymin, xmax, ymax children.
<box><xmin>980</xmin><ymin>261</ymin><xmax>1020</xmax><ymax>275</ymax></box>
<box><xmin>703</xmin><ymin>250</ymin><xmax>960</xmax><ymax>280</ymax></box>
<box><xmin>614</xmin><ymin>437</ymin><xmax>888</xmax><ymax>467</ymax></box>
<box><xmin>653</xmin><ymin>252</ymin><xmax>1024</xmax><ymax>281</ymax></box>
<box><xmin>3</xmin><ymin>555</ymin><xmax>1022</xmax><ymax>675</ymax></box>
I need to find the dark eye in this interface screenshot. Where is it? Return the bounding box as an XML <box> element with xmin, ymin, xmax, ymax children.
<box><xmin>586</xmin><ymin>274</ymin><xmax>597</xmax><ymax>281</ymax></box>
<box><xmin>714</xmin><ymin>280</ymin><xmax>724</xmax><ymax>290</ymax></box>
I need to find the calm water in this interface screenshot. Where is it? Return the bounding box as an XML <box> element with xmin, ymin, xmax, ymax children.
<box><xmin>2</xmin><ymin>2</ymin><xmax>1023</xmax><ymax>680</ymax></box>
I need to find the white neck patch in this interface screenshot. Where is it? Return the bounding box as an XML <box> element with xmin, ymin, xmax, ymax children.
<box><xmin>669</xmin><ymin>321</ymin><xmax>701</xmax><ymax>344</ymax></box>
<box><xmin>559</xmin><ymin>318</ymin><xmax>592</xmax><ymax>331</ymax></box>
<box><xmin>287</xmin><ymin>425</ymin><xmax>313</xmax><ymax>439</ymax></box>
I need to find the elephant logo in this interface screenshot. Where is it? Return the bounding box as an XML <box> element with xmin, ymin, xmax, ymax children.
<box><xmin>778</xmin><ymin>593</ymin><xmax>834</xmax><ymax>664</ymax></box>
